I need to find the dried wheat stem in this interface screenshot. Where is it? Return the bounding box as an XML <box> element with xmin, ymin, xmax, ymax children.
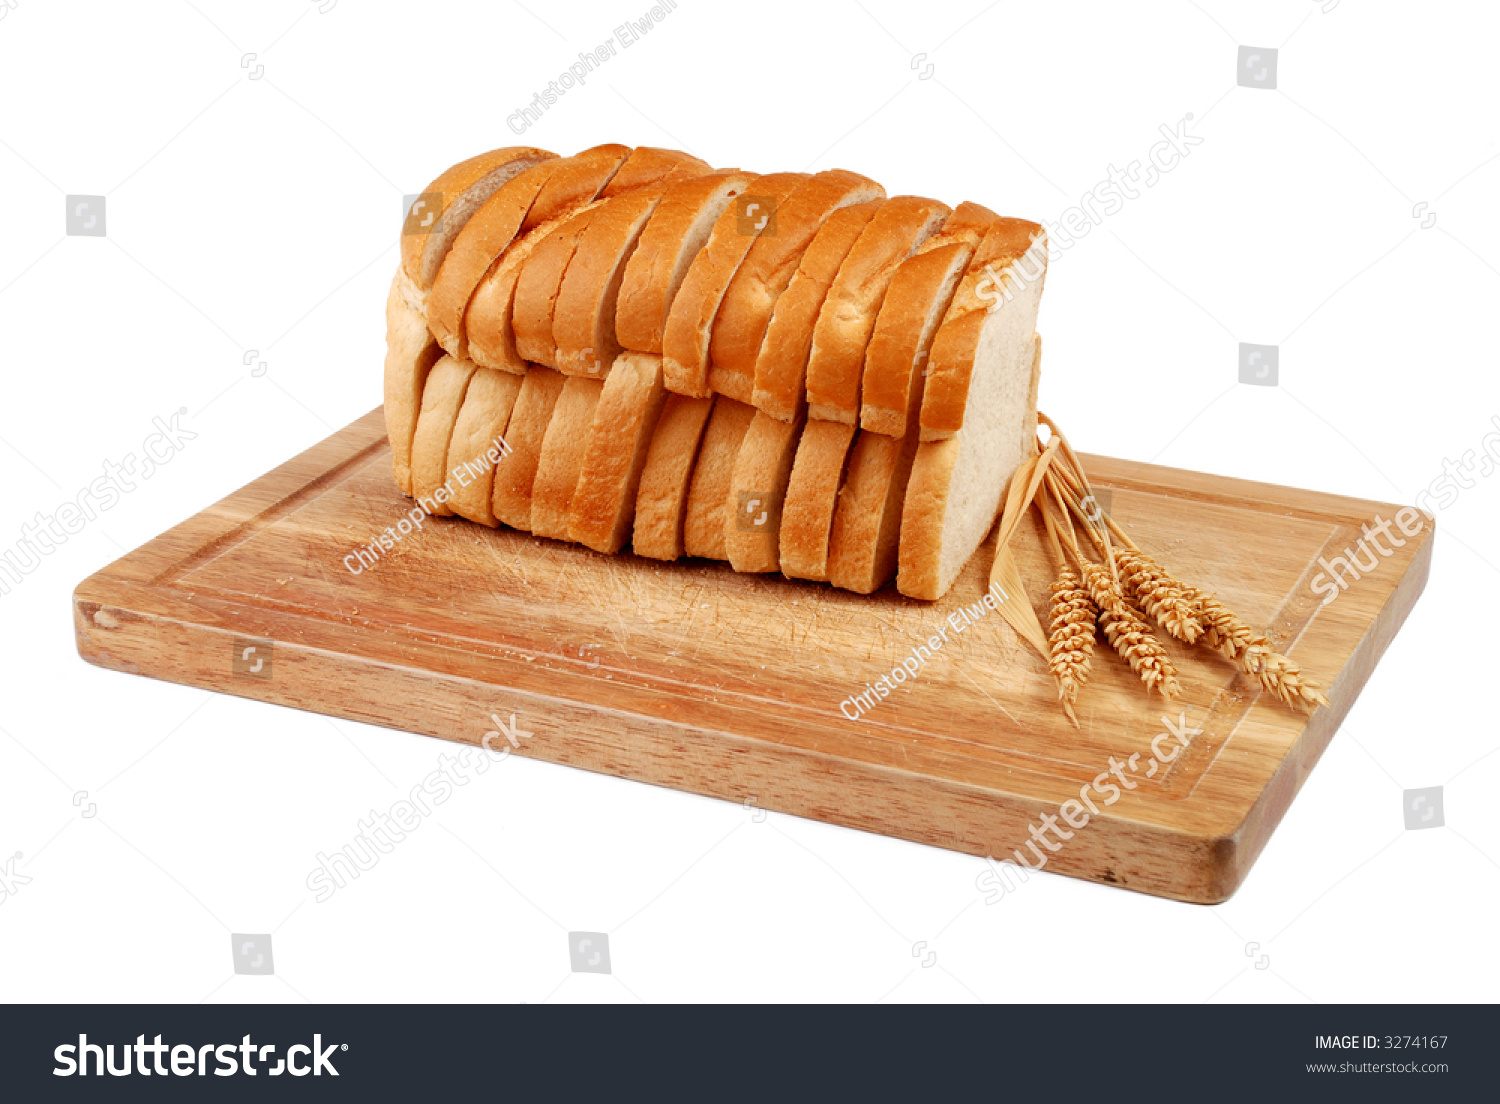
<box><xmin>1115</xmin><ymin>549</ymin><xmax>1204</xmax><ymax>645</ymax></box>
<box><xmin>1048</xmin><ymin>567</ymin><xmax>1097</xmax><ymax>722</ymax></box>
<box><xmin>1047</xmin><ymin>470</ymin><xmax>1122</xmax><ymax>591</ymax></box>
<box><xmin>1081</xmin><ymin>561</ymin><xmax>1181</xmax><ymax>699</ymax></box>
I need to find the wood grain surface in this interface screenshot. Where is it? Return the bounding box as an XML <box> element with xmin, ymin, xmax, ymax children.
<box><xmin>72</xmin><ymin>409</ymin><xmax>1432</xmax><ymax>903</ymax></box>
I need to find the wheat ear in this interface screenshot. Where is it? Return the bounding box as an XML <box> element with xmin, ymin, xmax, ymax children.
<box><xmin>1041</xmin><ymin>416</ymin><xmax>1329</xmax><ymax>713</ymax></box>
<box><xmin>1081</xmin><ymin>561</ymin><xmax>1181</xmax><ymax>700</ymax></box>
<box><xmin>1238</xmin><ymin>640</ymin><xmax>1331</xmax><ymax>712</ymax></box>
<box><xmin>1182</xmin><ymin>586</ymin><xmax>1256</xmax><ymax>658</ymax></box>
<box><xmin>1114</xmin><ymin>549</ymin><xmax>1204</xmax><ymax>645</ymax></box>
<box><xmin>1184</xmin><ymin>587</ymin><xmax>1330</xmax><ymax>711</ymax></box>
<box><xmin>1038</xmin><ymin>487</ymin><xmax>1095</xmax><ymax>724</ymax></box>
<box><xmin>1048</xmin><ymin>567</ymin><xmax>1097</xmax><ymax>722</ymax></box>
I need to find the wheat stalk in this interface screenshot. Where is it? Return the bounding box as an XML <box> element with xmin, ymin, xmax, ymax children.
<box><xmin>1047</xmin><ymin>567</ymin><xmax>1096</xmax><ymax>723</ymax></box>
<box><xmin>1081</xmin><ymin>561</ymin><xmax>1181</xmax><ymax>699</ymax></box>
<box><xmin>1115</xmin><ymin>549</ymin><xmax>1204</xmax><ymax>645</ymax></box>
<box><xmin>1035</xmin><ymin>413</ymin><xmax>1330</xmax><ymax>714</ymax></box>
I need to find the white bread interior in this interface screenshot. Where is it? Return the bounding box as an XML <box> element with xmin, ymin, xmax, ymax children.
<box><xmin>898</xmin><ymin>333</ymin><xmax>1042</xmax><ymax>600</ymax></box>
<box><xmin>918</xmin><ymin>220</ymin><xmax>1046</xmax><ymax>440</ymax></box>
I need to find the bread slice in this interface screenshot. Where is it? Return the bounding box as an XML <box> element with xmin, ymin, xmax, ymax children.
<box><xmin>919</xmin><ymin>217</ymin><xmax>1047</xmax><ymax>440</ymax></box>
<box><xmin>822</xmin><ymin>211</ymin><xmax>1006</xmax><ymax>590</ymax></box>
<box><xmin>520</xmin><ymin>143</ymin><xmax>632</xmax><ymax>232</ymax></box>
<box><xmin>409</xmin><ymin>355</ymin><xmax>479</xmax><ymax>514</ymax></box>
<box><xmin>467</xmin><ymin>202</ymin><xmax>604</xmax><ymax>375</ymax></box>
<box><xmin>492</xmin><ymin>366</ymin><xmax>568</xmax><ymax>531</ymax></box>
<box><xmin>707</xmin><ymin>170</ymin><xmax>886</xmax><ymax>402</ymax></box>
<box><xmin>426</xmin><ymin>158</ymin><xmax>561</xmax><ymax>358</ymax></box>
<box><xmin>552</xmin><ymin>187</ymin><xmax>672</xmax><ymax>378</ymax></box>
<box><xmin>531</xmin><ymin>376</ymin><xmax>606</xmax><ymax>541</ymax></box>
<box><xmin>616</xmin><ymin>171</ymin><xmax>754</xmax><ymax>355</ymax></box>
<box><xmin>778</xmin><ymin>420</ymin><xmax>857</xmax><ymax>582</ymax></box>
<box><xmin>898</xmin><ymin>333</ymin><xmax>1043</xmax><ymax>600</ymax></box>
<box><xmin>383</xmin><ymin>266</ymin><xmax>445</xmax><ymax>495</ymax></box>
<box><xmin>402</xmin><ymin>146</ymin><xmax>555</xmax><ymax>290</ymax></box>
<box><xmin>512</xmin><ymin>205</ymin><xmax>603</xmax><ymax>369</ymax></box>
<box><xmin>725</xmin><ymin>410</ymin><xmax>805</xmax><ymax>573</ymax></box>
<box><xmin>568</xmin><ymin>352</ymin><xmax>671</xmax><ymax>553</ymax></box>
<box><xmin>387</xmin><ymin>148</ymin><xmax>553</xmax><ymax>491</ymax></box>
<box><xmin>803</xmin><ymin>196</ymin><xmax>951</xmax><ymax>424</ymax></box>
<box><xmin>444</xmin><ymin>368</ymin><xmax>525</xmax><ymax>527</ymax></box>
<box><xmin>749</xmin><ymin>200</ymin><xmax>883</xmax><ymax>424</ymax></box>
<box><xmin>681</xmin><ymin>396</ymin><xmax>756</xmax><ymax>559</ymax></box>
<box><xmin>631</xmin><ymin>393</ymin><xmax>716</xmax><ymax>561</ymax></box>
<box><xmin>826</xmin><ymin>430</ymin><xmax>914</xmax><ymax>594</ymax></box>
<box><xmin>661</xmin><ymin>172</ymin><xmax>809</xmax><ymax>398</ymax></box>
<box><xmin>598</xmin><ymin>146</ymin><xmax>712</xmax><ymax>199</ymax></box>
<box><xmin>858</xmin><ymin>201</ymin><xmax>999</xmax><ymax>437</ymax></box>
<box><xmin>427</xmin><ymin>145</ymin><xmax>630</xmax><ymax>358</ymax></box>
<box><xmin>526</xmin><ymin>149</ymin><xmax>710</xmax><ymax>374</ymax></box>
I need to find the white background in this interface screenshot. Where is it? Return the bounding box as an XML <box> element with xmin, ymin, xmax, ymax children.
<box><xmin>1</xmin><ymin>0</ymin><xmax>1496</xmax><ymax>1003</ymax></box>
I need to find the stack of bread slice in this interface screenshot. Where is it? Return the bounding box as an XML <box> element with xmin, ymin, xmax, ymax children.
<box><xmin>383</xmin><ymin>144</ymin><xmax>1047</xmax><ymax>600</ymax></box>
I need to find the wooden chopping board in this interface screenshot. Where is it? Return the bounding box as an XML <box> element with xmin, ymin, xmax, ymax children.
<box><xmin>72</xmin><ymin>409</ymin><xmax>1431</xmax><ymax>903</ymax></box>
